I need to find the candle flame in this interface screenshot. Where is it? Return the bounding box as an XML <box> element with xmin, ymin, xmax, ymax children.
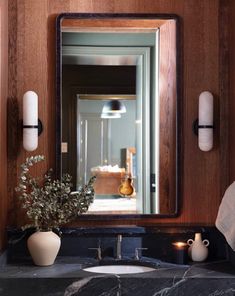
<box><xmin>172</xmin><ymin>242</ymin><xmax>187</xmax><ymax>248</ymax></box>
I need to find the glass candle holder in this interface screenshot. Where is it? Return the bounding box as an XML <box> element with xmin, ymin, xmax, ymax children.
<box><xmin>172</xmin><ymin>242</ymin><xmax>188</xmax><ymax>264</ymax></box>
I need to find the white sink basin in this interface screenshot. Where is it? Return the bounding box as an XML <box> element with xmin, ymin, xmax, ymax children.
<box><xmin>83</xmin><ymin>265</ymin><xmax>156</xmax><ymax>274</ymax></box>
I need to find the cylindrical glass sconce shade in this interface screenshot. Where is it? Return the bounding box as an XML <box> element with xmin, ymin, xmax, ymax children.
<box><xmin>198</xmin><ymin>91</ymin><xmax>213</xmax><ymax>151</ymax></box>
<box><xmin>23</xmin><ymin>91</ymin><xmax>38</xmax><ymax>151</ymax></box>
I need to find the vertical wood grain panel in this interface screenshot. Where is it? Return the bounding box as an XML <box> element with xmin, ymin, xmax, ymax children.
<box><xmin>4</xmin><ymin>0</ymin><xmax>228</xmax><ymax>231</ymax></box>
<box><xmin>180</xmin><ymin>0</ymin><xmax>219</xmax><ymax>224</ymax></box>
<box><xmin>159</xmin><ymin>20</ymin><xmax>177</xmax><ymax>214</ymax></box>
<box><xmin>219</xmin><ymin>0</ymin><xmax>229</xmax><ymax>197</ymax></box>
<box><xmin>0</xmin><ymin>0</ymin><xmax>8</xmax><ymax>251</ymax></box>
<box><xmin>228</xmin><ymin>0</ymin><xmax>235</xmax><ymax>184</ymax></box>
<box><xmin>7</xmin><ymin>0</ymin><xmax>18</xmax><ymax>230</ymax></box>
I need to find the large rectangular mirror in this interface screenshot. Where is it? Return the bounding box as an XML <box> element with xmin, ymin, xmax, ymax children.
<box><xmin>56</xmin><ymin>14</ymin><xmax>180</xmax><ymax>217</ymax></box>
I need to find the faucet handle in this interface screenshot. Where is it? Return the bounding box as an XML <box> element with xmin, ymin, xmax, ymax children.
<box><xmin>117</xmin><ymin>234</ymin><xmax>122</xmax><ymax>241</ymax></box>
<box><xmin>134</xmin><ymin>248</ymin><xmax>148</xmax><ymax>260</ymax></box>
<box><xmin>89</xmin><ymin>246</ymin><xmax>102</xmax><ymax>260</ymax></box>
<box><xmin>116</xmin><ymin>234</ymin><xmax>123</xmax><ymax>260</ymax></box>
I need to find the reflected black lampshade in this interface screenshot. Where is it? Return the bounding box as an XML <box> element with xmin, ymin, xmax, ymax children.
<box><xmin>102</xmin><ymin>100</ymin><xmax>126</xmax><ymax>114</ymax></box>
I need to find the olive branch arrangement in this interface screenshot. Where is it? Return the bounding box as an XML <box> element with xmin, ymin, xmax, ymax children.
<box><xmin>15</xmin><ymin>155</ymin><xmax>96</xmax><ymax>231</ymax></box>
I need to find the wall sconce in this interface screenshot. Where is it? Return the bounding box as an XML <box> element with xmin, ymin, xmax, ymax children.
<box><xmin>23</xmin><ymin>91</ymin><xmax>43</xmax><ymax>151</ymax></box>
<box><xmin>102</xmin><ymin>100</ymin><xmax>126</xmax><ymax>114</ymax></box>
<box><xmin>193</xmin><ymin>91</ymin><xmax>214</xmax><ymax>152</ymax></box>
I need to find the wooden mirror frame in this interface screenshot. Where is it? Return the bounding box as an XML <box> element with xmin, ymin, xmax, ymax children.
<box><xmin>56</xmin><ymin>13</ymin><xmax>182</xmax><ymax>219</ymax></box>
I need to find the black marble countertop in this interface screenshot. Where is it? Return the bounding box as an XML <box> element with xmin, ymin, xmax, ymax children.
<box><xmin>1</xmin><ymin>257</ymin><xmax>235</xmax><ymax>295</ymax></box>
<box><xmin>0</xmin><ymin>256</ymin><xmax>235</xmax><ymax>279</ymax></box>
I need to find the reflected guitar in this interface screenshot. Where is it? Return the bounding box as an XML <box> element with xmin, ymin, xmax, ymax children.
<box><xmin>118</xmin><ymin>176</ymin><xmax>135</xmax><ymax>197</ymax></box>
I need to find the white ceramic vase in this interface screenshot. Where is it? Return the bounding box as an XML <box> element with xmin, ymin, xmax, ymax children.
<box><xmin>187</xmin><ymin>232</ymin><xmax>209</xmax><ymax>262</ymax></box>
<box><xmin>27</xmin><ymin>231</ymin><xmax>61</xmax><ymax>266</ymax></box>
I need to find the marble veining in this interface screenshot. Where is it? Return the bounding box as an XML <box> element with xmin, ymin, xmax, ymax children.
<box><xmin>1</xmin><ymin>257</ymin><xmax>235</xmax><ymax>295</ymax></box>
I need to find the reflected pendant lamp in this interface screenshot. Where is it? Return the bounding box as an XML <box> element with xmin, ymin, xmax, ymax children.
<box><xmin>102</xmin><ymin>100</ymin><xmax>126</xmax><ymax>114</ymax></box>
<box><xmin>101</xmin><ymin>112</ymin><xmax>121</xmax><ymax>119</ymax></box>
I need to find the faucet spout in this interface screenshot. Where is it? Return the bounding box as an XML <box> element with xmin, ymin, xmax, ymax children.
<box><xmin>89</xmin><ymin>246</ymin><xmax>102</xmax><ymax>261</ymax></box>
<box><xmin>116</xmin><ymin>234</ymin><xmax>122</xmax><ymax>260</ymax></box>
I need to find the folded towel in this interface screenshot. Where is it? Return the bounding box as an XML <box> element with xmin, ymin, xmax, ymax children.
<box><xmin>216</xmin><ymin>181</ymin><xmax>235</xmax><ymax>251</ymax></box>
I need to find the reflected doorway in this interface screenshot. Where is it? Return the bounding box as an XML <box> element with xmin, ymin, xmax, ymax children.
<box><xmin>77</xmin><ymin>95</ymin><xmax>138</xmax><ymax>214</ymax></box>
<box><xmin>62</xmin><ymin>46</ymin><xmax>152</xmax><ymax>214</ymax></box>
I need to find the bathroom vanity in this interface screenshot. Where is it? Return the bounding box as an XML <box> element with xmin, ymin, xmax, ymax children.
<box><xmin>1</xmin><ymin>226</ymin><xmax>234</xmax><ymax>296</ymax></box>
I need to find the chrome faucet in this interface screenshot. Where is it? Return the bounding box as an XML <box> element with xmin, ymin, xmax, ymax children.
<box><xmin>89</xmin><ymin>242</ymin><xmax>102</xmax><ymax>261</ymax></box>
<box><xmin>134</xmin><ymin>248</ymin><xmax>148</xmax><ymax>260</ymax></box>
<box><xmin>116</xmin><ymin>234</ymin><xmax>122</xmax><ymax>260</ymax></box>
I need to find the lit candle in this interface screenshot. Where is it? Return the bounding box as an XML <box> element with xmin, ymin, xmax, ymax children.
<box><xmin>172</xmin><ymin>242</ymin><xmax>187</xmax><ymax>249</ymax></box>
<box><xmin>172</xmin><ymin>242</ymin><xmax>188</xmax><ymax>264</ymax></box>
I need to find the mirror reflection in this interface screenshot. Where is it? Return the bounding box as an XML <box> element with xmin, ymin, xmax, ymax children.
<box><xmin>77</xmin><ymin>95</ymin><xmax>137</xmax><ymax>214</ymax></box>
<box><xmin>58</xmin><ymin>15</ymin><xmax>178</xmax><ymax>216</ymax></box>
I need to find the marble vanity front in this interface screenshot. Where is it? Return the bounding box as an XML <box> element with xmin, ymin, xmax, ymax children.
<box><xmin>1</xmin><ymin>256</ymin><xmax>235</xmax><ymax>296</ymax></box>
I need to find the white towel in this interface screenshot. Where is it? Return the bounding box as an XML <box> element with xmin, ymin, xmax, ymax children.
<box><xmin>216</xmin><ymin>181</ymin><xmax>235</xmax><ymax>251</ymax></box>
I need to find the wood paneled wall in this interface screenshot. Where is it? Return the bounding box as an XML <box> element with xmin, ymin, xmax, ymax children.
<box><xmin>3</xmin><ymin>0</ymin><xmax>230</xmax><ymax>240</ymax></box>
<box><xmin>0</xmin><ymin>0</ymin><xmax>8</xmax><ymax>252</ymax></box>
<box><xmin>229</xmin><ymin>0</ymin><xmax>235</xmax><ymax>183</ymax></box>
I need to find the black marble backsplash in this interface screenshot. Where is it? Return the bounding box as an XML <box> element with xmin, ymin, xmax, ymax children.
<box><xmin>6</xmin><ymin>225</ymin><xmax>227</xmax><ymax>264</ymax></box>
